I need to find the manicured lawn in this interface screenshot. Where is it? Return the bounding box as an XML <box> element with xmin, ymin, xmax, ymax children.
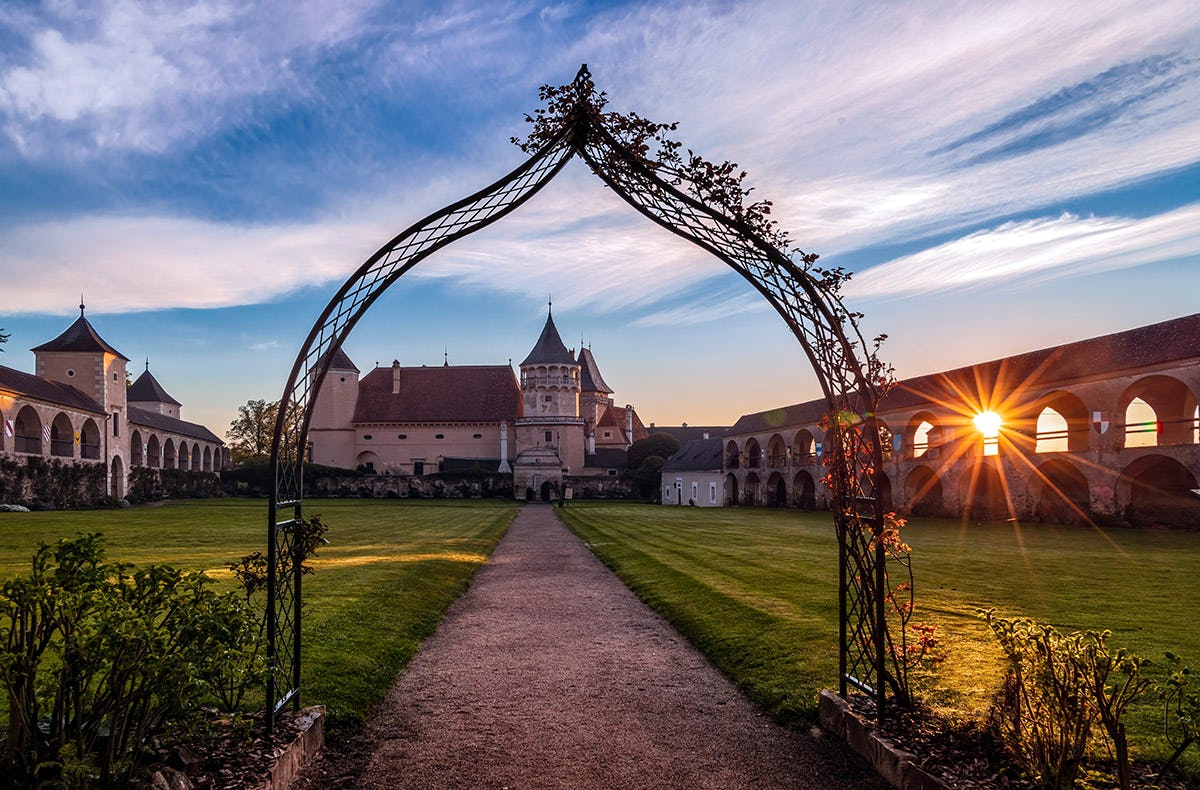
<box><xmin>558</xmin><ymin>502</ymin><xmax>1200</xmax><ymax>773</ymax></box>
<box><xmin>0</xmin><ymin>498</ymin><xmax>519</xmax><ymax>729</ymax></box>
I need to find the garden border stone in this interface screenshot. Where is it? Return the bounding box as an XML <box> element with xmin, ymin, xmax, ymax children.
<box><xmin>819</xmin><ymin>690</ymin><xmax>946</xmax><ymax>789</ymax></box>
<box><xmin>257</xmin><ymin>705</ymin><xmax>325</xmax><ymax>790</ymax></box>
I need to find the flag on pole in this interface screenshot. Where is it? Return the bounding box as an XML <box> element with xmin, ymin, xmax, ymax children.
<box><xmin>42</xmin><ymin>425</ymin><xmax>51</xmax><ymax>442</ymax></box>
<box><xmin>3</xmin><ymin>419</ymin><xmax>12</xmax><ymax>438</ymax></box>
<box><xmin>815</xmin><ymin>441</ymin><xmax>823</xmax><ymax>458</ymax></box>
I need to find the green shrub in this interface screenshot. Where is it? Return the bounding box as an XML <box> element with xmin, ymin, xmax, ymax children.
<box><xmin>1160</xmin><ymin>652</ymin><xmax>1199</xmax><ymax>780</ymax></box>
<box><xmin>0</xmin><ymin>534</ymin><xmax>252</xmax><ymax>786</ymax></box>
<box><xmin>980</xmin><ymin>610</ymin><xmax>1150</xmax><ymax>789</ymax></box>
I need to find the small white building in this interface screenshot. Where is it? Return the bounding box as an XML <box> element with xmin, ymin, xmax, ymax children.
<box><xmin>661</xmin><ymin>437</ymin><xmax>725</xmax><ymax>507</ymax></box>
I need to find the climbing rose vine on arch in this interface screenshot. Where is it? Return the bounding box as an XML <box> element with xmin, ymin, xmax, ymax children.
<box><xmin>517</xmin><ymin>70</ymin><xmax>925</xmax><ymax>709</ymax></box>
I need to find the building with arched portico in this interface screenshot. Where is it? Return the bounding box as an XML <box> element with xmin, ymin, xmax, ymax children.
<box><xmin>0</xmin><ymin>306</ymin><xmax>228</xmax><ymax>502</ymax></box>
<box><xmin>719</xmin><ymin>313</ymin><xmax>1200</xmax><ymax>527</ymax></box>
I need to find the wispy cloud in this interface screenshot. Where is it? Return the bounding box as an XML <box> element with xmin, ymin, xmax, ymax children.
<box><xmin>0</xmin><ymin>0</ymin><xmax>381</xmax><ymax>156</ymax></box>
<box><xmin>0</xmin><ymin>0</ymin><xmax>1197</xmax><ymax>317</ymax></box>
<box><xmin>0</xmin><ymin>213</ymin><xmax>376</xmax><ymax>314</ymax></box>
<box><xmin>844</xmin><ymin>203</ymin><xmax>1200</xmax><ymax>298</ymax></box>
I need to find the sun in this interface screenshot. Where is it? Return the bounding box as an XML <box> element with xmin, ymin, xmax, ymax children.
<box><xmin>973</xmin><ymin>411</ymin><xmax>1002</xmax><ymax>436</ymax></box>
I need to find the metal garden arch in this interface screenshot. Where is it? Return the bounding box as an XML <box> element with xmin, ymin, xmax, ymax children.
<box><xmin>267</xmin><ymin>66</ymin><xmax>892</xmax><ymax>731</ymax></box>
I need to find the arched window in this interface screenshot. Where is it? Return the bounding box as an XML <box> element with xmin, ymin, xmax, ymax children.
<box><xmin>909</xmin><ymin>414</ymin><xmax>940</xmax><ymax>460</ymax></box>
<box><xmin>80</xmin><ymin>418</ymin><xmax>102</xmax><ymax>460</ymax></box>
<box><xmin>766</xmin><ymin>434</ymin><xmax>787</xmax><ymax>467</ymax></box>
<box><xmin>14</xmin><ymin>406</ymin><xmax>42</xmax><ymax>454</ymax></box>
<box><xmin>792</xmin><ymin>429</ymin><xmax>814</xmax><ymax>464</ymax></box>
<box><xmin>50</xmin><ymin>413</ymin><xmax>74</xmax><ymax>458</ymax></box>
<box><xmin>192</xmin><ymin>444</ymin><xmax>202</xmax><ymax>470</ymax></box>
<box><xmin>203</xmin><ymin>446</ymin><xmax>213</xmax><ymax>472</ymax></box>
<box><xmin>725</xmin><ymin>440</ymin><xmax>740</xmax><ymax>469</ymax></box>
<box><xmin>178</xmin><ymin>441</ymin><xmax>190</xmax><ymax>470</ymax></box>
<box><xmin>1035</xmin><ymin>407</ymin><xmax>1069</xmax><ymax>453</ymax></box>
<box><xmin>1124</xmin><ymin>397</ymin><xmax>1158</xmax><ymax>448</ymax></box>
<box><xmin>130</xmin><ymin>430</ymin><xmax>144</xmax><ymax>466</ymax></box>
<box><xmin>744</xmin><ymin>472</ymin><xmax>761</xmax><ymax>505</ymax></box>
<box><xmin>745</xmin><ymin>438</ymin><xmax>762</xmax><ymax>469</ymax></box>
<box><xmin>163</xmin><ymin>438</ymin><xmax>175</xmax><ymax>468</ymax></box>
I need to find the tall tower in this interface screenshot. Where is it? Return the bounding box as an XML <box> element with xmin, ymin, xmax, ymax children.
<box><xmin>513</xmin><ymin>303</ymin><xmax>586</xmax><ymax>498</ymax></box>
<box><xmin>31</xmin><ymin>301</ymin><xmax>130</xmax><ymax>496</ymax></box>
<box><xmin>308</xmin><ymin>347</ymin><xmax>361</xmax><ymax>468</ymax></box>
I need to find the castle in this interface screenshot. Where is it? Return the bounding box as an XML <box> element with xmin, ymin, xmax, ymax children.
<box><xmin>0</xmin><ymin>305</ymin><xmax>227</xmax><ymax>500</ymax></box>
<box><xmin>308</xmin><ymin>304</ymin><xmax>648</xmax><ymax>498</ymax></box>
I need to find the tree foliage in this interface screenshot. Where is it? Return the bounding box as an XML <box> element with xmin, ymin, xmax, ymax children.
<box><xmin>628</xmin><ymin>432</ymin><xmax>681</xmax><ymax>470</ymax></box>
<box><xmin>0</xmin><ymin>326</ymin><xmax>8</xmax><ymax>350</ymax></box>
<box><xmin>226</xmin><ymin>399</ymin><xmax>298</xmax><ymax>464</ymax></box>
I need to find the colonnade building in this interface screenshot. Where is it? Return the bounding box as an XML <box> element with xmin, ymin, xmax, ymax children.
<box><xmin>717</xmin><ymin>313</ymin><xmax>1200</xmax><ymax>527</ymax></box>
<box><xmin>0</xmin><ymin>306</ymin><xmax>228</xmax><ymax>500</ymax></box>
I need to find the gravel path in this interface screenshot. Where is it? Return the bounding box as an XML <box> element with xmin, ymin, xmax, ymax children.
<box><xmin>300</xmin><ymin>504</ymin><xmax>884</xmax><ymax>789</ymax></box>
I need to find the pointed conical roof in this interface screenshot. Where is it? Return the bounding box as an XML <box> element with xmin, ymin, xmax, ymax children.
<box><xmin>520</xmin><ymin>306</ymin><xmax>576</xmax><ymax>366</ymax></box>
<box><xmin>31</xmin><ymin>310</ymin><xmax>129</xmax><ymax>361</ymax></box>
<box><xmin>127</xmin><ymin>368</ymin><xmax>181</xmax><ymax>406</ymax></box>
<box><xmin>319</xmin><ymin>346</ymin><xmax>360</xmax><ymax>373</ymax></box>
<box><xmin>578</xmin><ymin>347</ymin><xmax>613</xmax><ymax>394</ymax></box>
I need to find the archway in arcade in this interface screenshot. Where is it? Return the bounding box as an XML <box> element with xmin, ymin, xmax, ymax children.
<box><xmin>766</xmin><ymin>471</ymin><xmax>787</xmax><ymax>507</ymax></box>
<box><xmin>724</xmin><ymin>473</ymin><xmax>739</xmax><ymax>506</ymax></box>
<box><xmin>962</xmin><ymin>462</ymin><xmax>1008</xmax><ymax>522</ymax></box>
<box><xmin>49</xmin><ymin>413</ymin><xmax>74</xmax><ymax>458</ymax></box>
<box><xmin>744</xmin><ymin>438</ymin><xmax>762</xmax><ymax>469</ymax></box>
<box><xmin>906</xmin><ymin>412</ymin><xmax>941</xmax><ymax>461</ymax></box>
<box><xmin>266</xmin><ymin>66</ymin><xmax>892</xmax><ymax>726</ymax></box>
<box><xmin>725</xmin><ymin>440</ymin><xmax>741</xmax><ymax>469</ymax></box>
<box><xmin>904</xmin><ymin>466</ymin><xmax>943</xmax><ymax>517</ymax></box>
<box><xmin>1032</xmin><ymin>458</ymin><xmax>1090</xmax><ymax>525</ymax></box>
<box><xmin>1120</xmin><ymin>376</ymin><xmax>1198</xmax><ymax>448</ymax></box>
<box><xmin>744</xmin><ymin>472</ymin><xmax>761</xmax><ymax>506</ymax></box>
<box><xmin>110</xmin><ymin>456</ymin><xmax>124</xmax><ymax>500</ymax></box>
<box><xmin>766</xmin><ymin>434</ymin><xmax>787</xmax><ymax>468</ymax></box>
<box><xmin>1118</xmin><ymin>454</ymin><xmax>1200</xmax><ymax>528</ymax></box>
<box><xmin>793</xmin><ymin>470</ymin><xmax>816</xmax><ymax>510</ymax></box>
<box><xmin>861</xmin><ymin>469</ymin><xmax>893</xmax><ymax>512</ymax></box>
<box><xmin>13</xmin><ymin>406</ymin><xmax>42</xmax><ymax>454</ymax></box>
<box><xmin>792</xmin><ymin>429</ymin><xmax>815</xmax><ymax>464</ymax></box>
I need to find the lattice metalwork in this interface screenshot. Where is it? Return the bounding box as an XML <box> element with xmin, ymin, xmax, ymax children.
<box><xmin>268</xmin><ymin>65</ymin><xmax>891</xmax><ymax>729</ymax></box>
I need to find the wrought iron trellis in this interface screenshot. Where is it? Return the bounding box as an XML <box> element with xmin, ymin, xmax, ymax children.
<box><xmin>267</xmin><ymin>65</ymin><xmax>890</xmax><ymax>731</ymax></box>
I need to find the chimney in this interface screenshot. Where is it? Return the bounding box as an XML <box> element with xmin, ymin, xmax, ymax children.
<box><xmin>392</xmin><ymin>360</ymin><xmax>401</xmax><ymax>394</ymax></box>
<box><xmin>625</xmin><ymin>404</ymin><xmax>634</xmax><ymax>448</ymax></box>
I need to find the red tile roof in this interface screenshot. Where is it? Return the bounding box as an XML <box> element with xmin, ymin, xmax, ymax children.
<box><xmin>354</xmin><ymin>365</ymin><xmax>520</xmax><ymax>424</ymax></box>
<box><xmin>128</xmin><ymin>407</ymin><xmax>223</xmax><ymax>444</ymax></box>
<box><xmin>0</xmin><ymin>364</ymin><xmax>105</xmax><ymax>414</ymax></box>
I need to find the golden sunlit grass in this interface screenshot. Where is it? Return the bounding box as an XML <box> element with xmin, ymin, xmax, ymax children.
<box><xmin>559</xmin><ymin>502</ymin><xmax>1200</xmax><ymax>776</ymax></box>
<box><xmin>0</xmin><ymin>498</ymin><xmax>519</xmax><ymax>730</ymax></box>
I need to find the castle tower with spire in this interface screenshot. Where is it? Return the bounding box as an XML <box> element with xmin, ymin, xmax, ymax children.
<box><xmin>512</xmin><ymin>303</ymin><xmax>587</xmax><ymax>497</ymax></box>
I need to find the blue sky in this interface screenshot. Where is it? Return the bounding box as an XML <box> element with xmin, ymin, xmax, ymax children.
<box><xmin>1</xmin><ymin>0</ymin><xmax>1198</xmax><ymax>435</ymax></box>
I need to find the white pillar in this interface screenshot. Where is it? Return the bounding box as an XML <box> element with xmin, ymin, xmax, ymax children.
<box><xmin>497</xmin><ymin>421</ymin><xmax>511</xmax><ymax>473</ymax></box>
